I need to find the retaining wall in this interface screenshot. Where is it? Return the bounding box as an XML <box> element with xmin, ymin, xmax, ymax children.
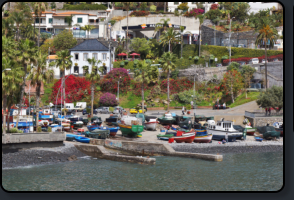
<box><xmin>246</xmin><ymin>116</ymin><xmax>283</xmax><ymax>127</ymax></box>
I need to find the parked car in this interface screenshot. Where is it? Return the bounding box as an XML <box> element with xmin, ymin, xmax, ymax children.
<box><xmin>248</xmin><ymin>58</ymin><xmax>259</xmax><ymax>64</ymax></box>
<box><xmin>216</xmin><ymin>63</ymin><xmax>222</xmax><ymax>67</ymax></box>
<box><xmin>82</xmin><ymin>109</ymin><xmax>97</xmax><ymax>115</ymax></box>
<box><xmin>130</xmin><ymin>108</ymin><xmax>146</xmax><ymax>114</ymax></box>
<box><xmin>273</xmin><ymin>58</ymin><xmax>279</xmax><ymax>62</ymax></box>
<box><xmin>100</xmin><ymin>107</ymin><xmax>110</xmax><ymax>114</ymax></box>
<box><xmin>261</xmin><ymin>59</ymin><xmax>268</xmax><ymax>63</ymax></box>
<box><xmin>237</xmin><ymin>61</ymin><xmax>246</xmax><ymax>66</ymax></box>
<box><xmin>113</xmin><ymin>107</ymin><xmax>126</xmax><ymax>114</ymax></box>
<box><xmin>95</xmin><ymin>107</ymin><xmax>105</xmax><ymax>113</ymax></box>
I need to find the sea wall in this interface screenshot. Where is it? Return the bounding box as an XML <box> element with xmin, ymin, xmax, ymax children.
<box><xmin>246</xmin><ymin>116</ymin><xmax>283</xmax><ymax>127</ymax></box>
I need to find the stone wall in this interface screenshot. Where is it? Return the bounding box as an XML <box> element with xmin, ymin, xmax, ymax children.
<box><xmin>178</xmin><ymin>66</ymin><xmax>227</xmax><ymax>81</ymax></box>
<box><xmin>246</xmin><ymin>116</ymin><xmax>283</xmax><ymax>127</ymax></box>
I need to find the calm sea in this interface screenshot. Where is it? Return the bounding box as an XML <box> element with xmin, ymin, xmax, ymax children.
<box><xmin>2</xmin><ymin>152</ymin><xmax>283</xmax><ymax>191</ymax></box>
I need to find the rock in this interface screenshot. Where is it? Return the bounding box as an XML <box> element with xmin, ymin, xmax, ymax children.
<box><xmin>67</xmin><ymin>155</ymin><xmax>78</xmax><ymax>161</ymax></box>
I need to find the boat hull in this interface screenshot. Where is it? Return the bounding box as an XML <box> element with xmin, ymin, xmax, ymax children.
<box><xmin>173</xmin><ymin>134</ymin><xmax>195</xmax><ymax>143</ymax></box>
<box><xmin>207</xmin><ymin>129</ymin><xmax>242</xmax><ymax>141</ymax></box>
<box><xmin>158</xmin><ymin>118</ymin><xmax>175</xmax><ymax>125</ymax></box>
<box><xmin>118</xmin><ymin>123</ymin><xmax>143</xmax><ymax>138</ymax></box>
<box><xmin>145</xmin><ymin>121</ymin><xmax>158</xmax><ymax>131</ymax></box>
<box><xmin>194</xmin><ymin>134</ymin><xmax>213</xmax><ymax>143</ymax></box>
<box><xmin>275</xmin><ymin>128</ymin><xmax>283</xmax><ymax>136</ymax></box>
<box><xmin>74</xmin><ymin>136</ymin><xmax>90</xmax><ymax>143</ymax></box>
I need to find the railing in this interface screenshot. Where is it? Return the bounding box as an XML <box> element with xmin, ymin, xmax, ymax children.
<box><xmin>245</xmin><ymin>110</ymin><xmax>283</xmax><ymax>118</ymax></box>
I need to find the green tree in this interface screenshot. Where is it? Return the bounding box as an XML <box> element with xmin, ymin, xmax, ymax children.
<box><xmin>40</xmin><ymin>32</ymin><xmax>51</xmax><ymax>44</ymax></box>
<box><xmin>154</xmin><ymin>18</ymin><xmax>170</xmax><ymax>38</ymax></box>
<box><xmin>196</xmin><ymin>14</ymin><xmax>204</xmax><ymax>57</ymax></box>
<box><xmin>81</xmin><ymin>25</ymin><xmax>95</xmax><ymax>38</ymax></box>
<box><xmin>2</xmin><ymin>17</ymin><xmax>14</xmax><ymax>37</ymax></box>
<box><xmin>15</xmin><ymin>39</ymin><xmax>38</xmax><ymax>128</ymax></box>
<box><xmin>159</xmin><ymin>27</ymin><xmax>180</xmax><ymax>53</ymax></box>
<box><xmin>134</xmin><ymin>60</ymin><xmax>158</xmax><ymax>111</ymax></box>
<box><xmin>2</xmin><ymin>57</ymin><xmax>24</xmax><ymax>135</ymax></box>
<box><xmin>10</xmin><ymin>11</ymin><xmax>25</xmax><ymax>41</ymax></box>
<box><xmin>53</xmin><ymin>30</ymin><xmax>77</xmax><ymax>51</ymax></box>
<box><xmin>32</xmin><ymin>2</ymin><xmax>48</xmax><ymax>47</ymax></box>
<box><xmin>240</xmin><ymin>65</ymin><xmax>256</xmax><ymax>98</ymax></box>
<box><xmin>64</xmin><ymin>14</ymin><xmax>75</xmax><ymax>32</ymax></box>
<box><xmin>227</xmin><ymin>62</ymin><xmax>240</xmax><ymax>71</ymax></box>
<box><xmin>230</xmin><ymin>2</ymin><xmax>250</xmax><ymax>23</ymax></box>
<box><xmin>221</xmin><ymin>69</ymin><xmax>244</xmax><ymax>103</ymax></box>
<box><xmin>161</xmin><ymin>52</ymin><xmax>177</xmax><ymax>110</ymax></box>
<box><xmin>256</xmin><ymin>86</ymin><xmax>283</xmax><ymax>113</ymax></box>
<box><xmin>85</xmin><ymin>58</ymin><xmax>103</xmax><ymax>117</ymax></box>
<box><xmin>27</xmin><ymin>51</ymin><xmax>54</xmax><ymax>130</ymax></box>
<box><xmin>40</xmin><ymin>38</ymin><xmax>55</xmax><ymax>55</ymax></box>
<box><xmin>130</xmin><ymin>38</ymin><xmax>151</xmax><ymax>59</ymax></box>
<box><xmin>51</xmin><ymin>2</ymin><xmax>56</xmax><ymax>9</ymax></box>
<box><xmin>255</xmin><ymin>18</ymin><xmax>278</xmax><ymax>90</ymax></box>
<box><xmin>140</xmin><ymin>2</ymin><xmax>147</xmax><ymax>11</ymax></box>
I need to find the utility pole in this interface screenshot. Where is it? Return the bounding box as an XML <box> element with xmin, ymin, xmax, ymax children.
<box><xmin>229</xmin><ymin>17</ymin><xmax>235</xmax><ymax>63</ymax></box>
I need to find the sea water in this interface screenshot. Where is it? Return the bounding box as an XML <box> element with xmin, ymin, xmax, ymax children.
<box><xmin>2</xmin><ymin>152</ymin><xmax>283</xmax><ymax>191</ymax></box>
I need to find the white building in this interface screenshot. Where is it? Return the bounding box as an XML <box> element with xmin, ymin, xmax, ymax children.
<box><xmin>31</xmin><ymin>11</ymin><xmax>104</xmax><ymax>38</ymax></box>
<box><xmin>69</xmin><ymin>39</ymin><xmax>115</xmax><ymax>76</ymax></box>
<box><xmin>46</xmin><ymin>55</ymin><xmax>71</xmax><ymax>79</ymax></box>
<box><xmin>167</xmin><ymin>2</ymin><xmax>218</xmax><ymax>13</ymax></box>
<box><xmin>248</xmin><ymin>2</ymin><xmax>282</xmax><ymax>14</ymax></box>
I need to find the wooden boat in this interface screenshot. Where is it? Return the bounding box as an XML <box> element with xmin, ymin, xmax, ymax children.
<box><xmin>100</xmin><ymin>126</ymin><xmax>119</xmax><ymax>137</ymax></box>
<box><xmin>86</xmin><ymin>129</ymin><xmax>110</xmax><ymax>139</ymax></box>
<box><xmin>68</xmin><ymin>115</ymin><xmax>82</xmax><ymax>122</ymax></box>
<box><xmin>194</xmin><ymin>130</ymin><xmax>213</xmax><ymax>143</ymax></box>
<box><xmin>233</xmin><ymin>125</ymin><xmax>256</xmax><ymax>135</ymax></box>
<box><xmin>136</xmin><ymin>113</ymin><xmax>145</xmax><ymax>125</ymax></box>
<box><xmin>178</xmin><ymin>117</ymin><xmax>192</xmax><ymax>129</ymax></box>
<box><xmin>118</xmin><ymin>123</ymin><xmax>144</xmax><ymax>138</ymax></box>
<box><xmin>105</xmin><ymin>115</ymin><xmax>119</xmax><ymax>126</ymax></box>
<box><xmin>173</xmin><ymin>132</ymin><xmax>195</xmax><ymax>143</ymax></box>
<box><xmin>158</xmin><ymin>113</ymin><xmax>175</xmax><ymax>125</ymax></box>
<box><xmin>157</xmin><ymin>131</ymin><xmax>177</xmax><ymax>139</ymax></box>
<box><xmin>273</xmin><ymin>122</ymin><xmax>283</xmax><ymax>136</ymax></box>
<box><xmin>256</xmin><ymin>126</ymin><xmax>280</xmax><ymax>140</ymax></box>
<box><xmin>74</xmin><ymin>136</ymin><xmax>90</xmax><ymax>143</ymax></box>
<box><xmin>82</xmin><ymin>118</ymin><xmax>89</xmax><ymax>125</ymax></box>
<box><xmin>87</xmin><ymin>125</ymin><xmax>100</xmax><ymax>132</ymax></box>
<box><xmin>73</xmin><ymin>121</ymin><xmax>83</xmax><ymax>129</ymax></box>
<box><xmin>145</xmin><ymin>115</ymin><xmax>157</xmax><ymax>122</ymax></box>
<box><xmin>91</xmin><ymin>116</ymin><xmax>102</xmax><ymax>126</ymax></box>
<box><xmin>145</xmin><ymin>120</ymin><xmax>158</xmax><ymax>131</ymax></box>
<box><xmin>66</xmin><ymin>134</ymin><xmax>77</xmax><ymax>141</ymax></box>
<box><xmin>206</xmin><ymin>119</ymin><xmax>243</xmax><ymax>141</ymax></box>
<box><xmin>255</xmin><ymin>137</ymin><xmax>263</xmax><ymax>142</ymax></box>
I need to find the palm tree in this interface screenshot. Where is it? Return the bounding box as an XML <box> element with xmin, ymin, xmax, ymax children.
<box><xmin>14</xmin><ymin>39</ymin><xmax>38</xmax><ymax>128</ymax></box>
<box><xmin>123</xmin><ymin>2</ymin><xmax>131</xmax><ymax>59</ymax></box>
<box><xmin>32</xmin><ymin>2</ymin><xmax>48</xmax><ymax>47</ymax></box>
<box><xmin>65</xmin><ymin>14</ymin><xmax>75</xmax><ymax>32</ymax></box>
<box><xmin>85</xmin><ymin>58</ymin><xmax>103</xmax><ymax>117</ymax></box>
<box><xmin>2</xmin><ymin>17</ymin><xmax>14</xmax><ymax>37</ymax></box>
<box><xmin>161</xmin><ymin>52</ymin><xmax>177</xmax><ymax>111</ymax></box>
<box><xmin>10</xmin><ymin>11</ymin><xmax>24</xmax><ymax>41</ymax></box>
<box><xmin>155</xmin><ymin>18</ymin><xmax>170</xmax><ymax>38</ymax></box>
<box><xmin>81</xmin><ymin>25</ymin><xmax>95</xmax><ymax>38</ymax></box>
<box><xmin>2</xmin><ymin>36</ymin><xmax>17</xmax><ymax>59</ymax></box>
<box><xmin>159</xmin><ymin>27</ymin><xmax>181</xmax><ymax>53</ymax></box>
<box><xmin>2</xmin><ymin>57</ymin><xmax>24</xmax><ymax>135</ymax></box>
<box><xmin>22</xmin><ymin>25</ymin><xmax>39</xmax><ymax>41</ymax></box>
<box><xmin>27</xmin><ymin>51</ymin><xmax>54</xmax><ymax>130</ymax></box>
<box><xmin>134</xmin><ymin>60</ymin><xmax>158</xmax><ymax>112</ymax></box>
<box><xmin>196</xmin><ymin>14</ymin><xmax>204</xmax><ymax>57</ymax></box>
<box><xmin>255</xmin><ymin>18</ymin><xmax>278</xmax><ymax>90</ymax></box>
<box><xmin>82</xmin><ymin>65</ymin><xmax>89</xmax><ymax>76</ymax></box>
<box><xmin>49</xmin><ymin>50</ymin><xmax>72</xmax><ymax>115</ymax></box>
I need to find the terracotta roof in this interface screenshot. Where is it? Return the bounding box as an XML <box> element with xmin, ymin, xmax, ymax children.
<box><xmin>54</xmin><ymin>11</ymin><xmax>92</xmax><ymax>16</ymax></box>
<box><xmin>47</xmin><ymin>55</ymin><xmax>58</xmax><ymax>60</ymax></box>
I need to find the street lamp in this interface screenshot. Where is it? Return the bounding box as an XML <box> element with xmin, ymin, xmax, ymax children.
<box><xmin>229</xmin><ymin>17</ymin><xmax>235</xmax><ymax>63</ymax></box>
<box><xmin>2</xmin><ymin>68</ymin><xmax>11</xmax><ymax>72</ymax></box>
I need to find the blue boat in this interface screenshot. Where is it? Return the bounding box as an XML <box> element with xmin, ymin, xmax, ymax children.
<box><xmin>66</xmin><ymin>134</ymin><xmax>76</xmax><ymax>141</ymax></box>
<box><xmin>255</xmin><ymin>137</ymin><xmax>263</xmax><ymax>142</ymax></box>
<box><xmin>87</xmin><ymin>125</ymin><xmax>100</xmax><ymax>132</ymax></box>
<box><xmin>99</xmin><ymin>126</ymin><xmax>119</xmax><ymax>137</ymax></box>
<box><xmin>74</xmin><ymin>136</ymin><xmax>90</xmax><ymax>143</ymax></box>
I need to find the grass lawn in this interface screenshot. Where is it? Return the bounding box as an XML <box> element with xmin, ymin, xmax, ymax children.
<box><xmin>226</xmin><ymin>92</ymin><xmax>260</xmax><ymax>108</ymax></box>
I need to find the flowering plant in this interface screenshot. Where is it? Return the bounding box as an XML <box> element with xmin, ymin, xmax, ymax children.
<box><xmin>183</xmin><ymin>8</ymin><xmax>204</xmax><ymax>17</ymax></box>
<box><xmin>129</xmin><ymin>11</ymin><xmax>150</xmax><ymax>17</ymax></box>
<box><xmin>99</xmin><ymin>92</ymin><xmax>118</xmax><ymax>106</ymax></box>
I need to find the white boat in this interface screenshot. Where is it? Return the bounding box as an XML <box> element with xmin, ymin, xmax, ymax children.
<box><xmin>121</xmin><ymin>115</ymin><xmax>141</xmax><ymax>126</ymax></box>
<box><xmin>273</xmin><ymin>122</ymin><xmax>283</xmax><ymax>128</ymax></box>
<box><xmin>206</xmin><ymin>119</ymin><xmax>243</xmax><ymax>141</ymax></box>
<box><xmin>145</xmin><ymin>119</ymin><xmax>158</xmax><ymax>131</ymax></box>
<box><xmin>38</xmin><ymin>120</ymin><xmax>50</xmax><ymax>126</ymax></box>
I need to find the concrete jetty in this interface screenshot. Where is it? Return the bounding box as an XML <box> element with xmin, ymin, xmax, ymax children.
<box><xmin>74</xmin><ymin>143</ymin><xmax>156</xmax><ymax>165</ymax></box>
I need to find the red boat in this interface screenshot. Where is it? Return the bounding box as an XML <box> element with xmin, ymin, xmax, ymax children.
<box><xmin>173</xmin><ymin>132</ymin><xmax>195</xmax><ymax>143</ymax></box>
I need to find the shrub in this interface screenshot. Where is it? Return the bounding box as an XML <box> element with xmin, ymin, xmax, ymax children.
<box><xmin>9</xmin><ymin>128</ymin><xmax>19</xmax><ymax>133</ymax></box>
<box><xmin>160</xmin><ymin>78</ymin><xmax>193</xmax><ymax>95</ymax></box>
<box><xmin>177</xmin><ymin>3</ymin><xmax>189</xmax><ymax>10</ymax></box>
<box><xmin>109</xmin><ymin>107</ymin><xmax>114</xmax><ymax>112</ymax></box>
<box><xmin>194</xmin><ymin>56</ymin><xmax>199</xmax><ymax>60</ymax></box>
<box><xmin>175</xmin><ymin>89</ymin><xmax>203</xmax><ymax>104</ymax></box>
<box><xmin>129</xmin><ymin>10</ymin><xmax>150</xmax><ymax>17</ymax></box>
<box><xmin>140</xmin><ymin>2</ymin><xmax>147</xmax><ymax>11</ymax></box>
<box><xmin>183</xmin><ymin>8</ymin><xmax>204</xmax><ymax>17</ymax></box>
<box><xmin>210</xmin><ymin>3</ymin><xmax>219</xmax><ymax>10</ymax></box>
<box><xmin>186</xmin><ymin>104</ymin><xmax>191</xmax><ymax>110</ymax></box>
<box><xmin>100</xmin><ymin>68</ymin><xmax>131</xmax><ymax>94</ymax></box>
<box><xmin>205</xmin><ymin>9</ymin><xmax>222</xmax><ymax>20</ymax></box>
<box><xmin>150</xmin><ymin>5</ymin><xmax>157</xmax><ymax>12</ymax></box>
<box><xmin>86</xmin><ymin>108</ymin><xmax>91</xmax><ymax>114</ymax></box>
<box><xmin>62</xmin><ymin>3</ymin><xmax>107</xmax><ymax>10</ymax></box>
<box><xmin>47</xmin><ymin>127</ymin><xmax>52</xmax><ymax>132</ymax></box>
<box><xmin>37</xmin><ymin>126</ymin><xmax>42</xmax><ymax>132</ymax></box>
<box><xmin>99</xmin><ymin>93</ymin><xmax>118</xmax><ymax>107</ymax></box>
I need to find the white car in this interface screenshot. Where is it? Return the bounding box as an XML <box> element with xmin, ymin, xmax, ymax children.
<box><xmin>261</xmin><ymin>59</ymin><xmax>268</xmax><ymax>63</ymax></box>
<box><xmin>248</xmin><ymin>58</ymin><xmax>259</xmax><ymax>64</ymax></box>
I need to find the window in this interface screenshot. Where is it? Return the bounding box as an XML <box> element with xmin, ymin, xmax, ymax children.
<box><xmin>49</xmin><ymin>18</ymin><xmax>53</xmax><ymax>24</ymax></box>
<box><xmin>102</xmin><ymin>53</ymin><xmax>107</xmax><ymax>60</ymax></box>
<box><xmin>74</xmin><ymin>53</ymin><xmax>79</xmax><ymax>60</ymax></box>
<box><xmin>77</xmin><ymin>18</ymin><xmax>83</xmax><ymax>23</ymax></box>
<box><xmin>174</xmin><ymin>2</ymin><xmax>179</xmax><ymax>5</ymax></box>
<box><xmin>35</xmin><ymin>18</ymin><xmax>42</xmax><ymax>23</ymax></box>
<box><xmin>93</xmin><ymin>53</ymin><xmax>98</xmax><ymax>60</ymax></box>
<box><xmin>83</xmin><ymin>53</ymin><xmax>88</xmax><ymax>61</ymax></box>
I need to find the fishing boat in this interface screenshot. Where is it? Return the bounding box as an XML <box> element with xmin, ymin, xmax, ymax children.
<box><xmin>206</xmin><ymin>119</ymin><xmax>243</xmax><ymax>141</ymax></box>
<box><xmin>66</xmin><ymin>134</ymin><xmax>77</xmax><ymax>141</ymax></box>
<box><xmin>81</xmin><ymin>118</ymin><xmax>89</xmax><ymax>125</ymax></box>
<box><xmin>136</xmin><ymin>113</ymin><xmax>145</xmax><ymax>126</ymax></box>
<box><xmin>178</xmin><ymin>116</ymin><xmax>192</xmax><ymax>129</ymax></box>
<box><xmin>145</xmin><ymin>118</ymin><xmax>158</xmax><ymax>131</ymax></box>
<box><xmin>62</xmin><ymin>122</ymin><xmax>71</xmax><ymax>132</ymax></box>
<box><xmin>233</xmin><ymin>125</ymin><xmax>256</xmax><ymax>136</ymax></box>
<box><xmin>157</xmin><ymin>130</ymin><xmax>177</xmax><ymax>139</ymax></box>
<box><xmin>105</xmin><ymin>115</ymin><xmax>119</xmax><ymax>126</ymax></box>
<box><xmin>91</xmin><ymin>116</ymin><xmax>102</xmax><ymax>126</ymax></box>
<box><xmin>74</xmin><ymin>136</ymin><xmax>90</xmax><ymax>143</ymax></box>
<box><xmin>273</xmin><ymin>122</ymin><xmax>283</xmax><ymax>136</ymax></box>
<box><xmin>256</xmin><ymin>126</ymin><xmax>280</xmax><ymax>140</ymax></box>
<box><xmin>38</xmin><ymin>120</ymin><xmax>49</xmax><ymax>127</ymax></box>
<box><xmin>87</xmin><ymin>125</ymin><xmax>100</xmax><ymax>132</ymax></box>
<box><xmin>145</xmin><ymin>115</ymin><xmax>157</xmax><ymax>122</ymax></box>
<box><xmin>99</xmin><ymin>126</ymin><xmax>119</xmax><ymax>137</ymax></box>
<box><xmin>255</xmin><ymin>137</ymin><xmax>263</xmax><ymax>142</ymax></box>
<box><xmin>173</xmin><ymin>132</ymin><xmax>195</xmax><ymax>143</ymax></box>
<box><xmin>68</xmin><ymin>115</ymin><xmax>81</xmax><ymax>122</ymax></box>
<box><xmin>85</xmin><ymin>128</ymin><xmax>110</xmax><ymax>139</ymax></box>
<box><xmin>194</xmin><ymin>130</ymin><xmax>213</xmax><ymax>143</ymax></box>
<box><xmin>158</xmin><ymin>113</ymin><xmax>175</xmax><ymax>125</ymax></box>
<box><xmin>118</xmin><ymin>123</ymin><xmax>144</xmax><ymax>138</ymax></box>
<box><xmin>72</xmin><ymin>121</ymin><xmax>84</xmax><ymax>129</ymax></box>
